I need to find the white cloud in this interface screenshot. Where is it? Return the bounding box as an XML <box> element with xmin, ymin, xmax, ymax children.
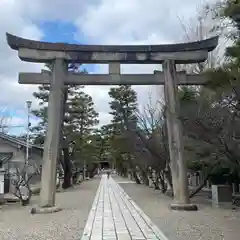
<box><xmin>0</xmin><ymin>0</ymin><xmax>44</xmax><ymax>122</ymax></box>
<box><xmin>0</xmin><ymin>0</ymin><xmax>221</xmax><ymax>131</ymax></box>
<box><xmin>98</xmin><ymin>112</ymin><xmax>112</xmax><ymax>127</ymax></box>
<box><xmin>75</xmin><ymin>0</ymin><xmax>210</xmax><ymax>44</ymax></box>
<box><xmin>74</xmin><ymin>0</ymin><xmax>211</xmax><ymax>124</ymax></box>
<box><xmin>16</xmin><ymin>0</ymin><xmax>99</xmax><ymax>22</ymax></box>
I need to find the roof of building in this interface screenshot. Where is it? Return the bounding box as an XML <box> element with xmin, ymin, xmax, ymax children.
<box><xmin>0</xmin><ymin>152</ymin><xmax>13</xmax><ymax>165</ymax></box>
<box><xmin>0</xmin><ymin>132</ymin><xmax>43</xmax><ymax>151</ymax></box>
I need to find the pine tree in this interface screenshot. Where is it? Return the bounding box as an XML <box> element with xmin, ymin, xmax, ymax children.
<box><xmin>31</xmin><ymin>85</ymin><xmax>49</xmax><ymax>144</ymax></box>
<box><xmin>108</xmin><ymin>85</ymin><xmax>138</xmax><ymax>174</ymax></box>
<box><xmin>109</xmin><ymin>85</ymin><xmax>137</xmax><ymax>128</ymax></box>
<box><xmin>68</xmin><ymin>92</ymin><xmax>99</xmax><ymax>136</ymax></box>
<box><xmin>68</xmin><ymin>90</ymin><xmax>99</xmax><ymax>163</ymax></box>
<box><xmin>31</xmin><ymin>64</ymin><xmax>99</xmax><ymax>142</ymax></box>
<box><xmin>186</xmin><ymin>1</ymin><xmax>240</xmax><ymax>186</ymax></box>
<box><xmin>31</xmin><ymin>64</ymin><xmax>99</xmax><ymax>187</ymax></box>
<box><xmin>206</xmin><ymin>0</ymin><xmax>240</xmax><ymax>107</ymax></box>
<box><xmin>31</xmin><ymin>64</ymin><xmax>80</xmax><ymax>144</ymax></box>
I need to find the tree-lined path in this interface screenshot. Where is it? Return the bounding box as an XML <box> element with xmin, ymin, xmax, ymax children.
<box><xmin>2</xmin><ymin>2</ymin><xmax>240</xmax><ymax>240</ymax></box>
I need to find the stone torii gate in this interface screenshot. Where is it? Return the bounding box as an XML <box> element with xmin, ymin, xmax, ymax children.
<box><xmin>6</xmin><ymin>33</ymin><xmax>218</xmax><ymax>213</ymax></box>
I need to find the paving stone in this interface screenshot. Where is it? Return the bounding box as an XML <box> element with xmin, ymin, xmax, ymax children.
<box><xmin>81</xmin><ymin>175</ymin><xmax>168</xmax><ymax>240</ymax></box>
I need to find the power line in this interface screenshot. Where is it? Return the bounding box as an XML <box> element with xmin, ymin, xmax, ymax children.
<box><xmin>0</xmin><ymin>125</ymin><xmax>25</xmax><ymax>128</ymax></box>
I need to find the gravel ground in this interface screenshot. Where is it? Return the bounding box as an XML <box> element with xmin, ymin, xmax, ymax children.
<box><xmin>116</xmin><ymin>177</ymin><xmax>240</xmax><ymax>240</ymax></box>
<box><xmin>0</xmin><ymin>178</ymin><xmax>100</xmax><ymax>240</ymax></box>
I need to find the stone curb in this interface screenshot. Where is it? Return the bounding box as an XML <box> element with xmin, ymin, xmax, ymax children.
<box><xmin>170</xmin><ymin>203</ymin><xmax>198</xmax><ymax>211</ymax></box>
<box><xmin>30</xmin><ymin>206</ymin><xmax>62</xmax><ymax>214</ymax></box>
<box><xmin>115</xmin><ymin>178</ymin><xmax>170</xmax><ymax>240</ymax></box>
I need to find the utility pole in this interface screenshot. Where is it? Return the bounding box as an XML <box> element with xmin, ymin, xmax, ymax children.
<box><xmin>84</xmin><ymin>140</ymin><xmax>92</xmax><ymax>179</ymax></box>
<box><xmin>26</xmin><ymin>100</ymin><xmax>32</xmax><ymax>179</ymax></box>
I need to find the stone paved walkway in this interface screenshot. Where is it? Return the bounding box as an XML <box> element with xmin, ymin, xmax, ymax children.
<box><xmin>118</xmin><ymin>176</ymin><xmax>240</xmax><ymax>240</ymax></box>
<box><xmin>81</xmin><ymin>175</ymin><xmax>168</xmax><ymax>240</ymax></box>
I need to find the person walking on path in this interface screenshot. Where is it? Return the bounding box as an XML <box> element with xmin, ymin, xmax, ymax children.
<box><xmin>107</xmin><ymin>169</ymin><xmax>111</xmax><ymax>179</ymax></box>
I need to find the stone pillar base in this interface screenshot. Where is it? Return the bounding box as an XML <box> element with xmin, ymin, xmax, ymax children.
<box><xmin>148</xmin><ymin>178</ymin><xmax>153</xmax><ymax>188</ymax></box>
<box><xmin>170</xmin><ymin>203</ymin><xmax>198</xmax><ymax>211</ymax></box>
<box><xmin>165</xmin><ymin>189</ymin><xmax>173</xmax><ymax>198</ymax></box>
<box><xmin>212</xmin><ymin>202</ymin><xmax>233</xmax><ymax>209</ymax></box>
<box><xmin>0</xmin><ymin>194</ymin><xmax>5</xmax><ymax>205</ymax></box>
<box><xmin>30</xmin><ymin>205</ymin><xmax>62</xmax><ymax>214</ymax></box>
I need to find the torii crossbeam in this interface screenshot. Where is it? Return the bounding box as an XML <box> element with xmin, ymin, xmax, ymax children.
<box><xmin>6</xmin><ymin>33</ymin><xmax>218</xmax><ymax>64</ymax></box>
<box><xmin>19</xmin><ymin>71</ymin><xmax>207</xmax><ymax>85</ymax></box>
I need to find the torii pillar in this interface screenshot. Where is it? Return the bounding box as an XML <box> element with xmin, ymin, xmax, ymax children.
<box><xmin>163</xmin><ymin>60</ymin><xmax>194</xmax><ymax>210</ymax></box>
<box><xmin>33</xmin><ymin>59</ymin><xmax>67</xmax><ymax>213</ymax></box>
<box><xmin>39</xmin><ymin>59</ymin><xmax>67</xmax><ymax>208</ymax></box>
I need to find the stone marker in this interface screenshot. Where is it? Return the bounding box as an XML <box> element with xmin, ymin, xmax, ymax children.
<box><xmin>19</xmin><ymin>186</ymin><xmax>29</xmax><ymax>200</ymax></box>
<box><xmin>0</xmin><ymin>168</ymin><xmax>5</xmax><ymax>204</ymax></box>
<box><xmin>212</xmin><ymin>185</ymin><xmax>233</xmax><ymax>208</ymax></box>
<box><xmin>148</xmin><ymin>177</ymin><xmax>154</xmax><ymax>188</ymax></box>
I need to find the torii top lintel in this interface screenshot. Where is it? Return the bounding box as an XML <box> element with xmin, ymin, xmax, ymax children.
<box><xmin>6</xmin><ymin>33</ymin><xmax>219</xmax><ymax>64</ymax></box>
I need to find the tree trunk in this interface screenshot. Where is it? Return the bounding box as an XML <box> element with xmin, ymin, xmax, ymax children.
<box><xmin>189</xmin><ymin>175</ymin><xmax>209</xmax><ymax>198</ymax></box>
<box><xmin>62</xmin><ymin>147</ymin><xmax>72</xmax><ymax>189</ymax></box>
<box><xmin>164</xmin><ymin>168</ymin><xmax>173</xmax><ymax>189</ymax></box>
<box><xmin>152</xmin><ymin>177</ymin><xmax>160</xmax><ymax>190</ymax></box>
<box><xmin>133</xmin><ymin>171</ymin><xmax>141</xmax><ymax>184</ymax></box>
<box><xmin>141</xmin><ymin>168</ymin><xmax>149</xmax><ymax>186</ymax></box>
<box><xmin>128</xmin><ymin>161</ymin><xmax>140</xmax><ymax>184</ymax></box>
<box><xmin>189</xmin><ymin>163</ymin><xmax>219</xmax><ymax>198</ymax></box>
<box><xmin>158</xmin><ymin>172</ymin><xmax>167</xmax><ymax>193</ymax></box>
<box><xmin>149</xmin><ymin>169</ymin><xmax>160</xmax><ymax>190</ymax></box>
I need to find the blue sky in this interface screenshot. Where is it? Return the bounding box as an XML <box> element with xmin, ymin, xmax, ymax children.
<box><xmin>40</xmin><ymin>21</ymin><xmax>96</xmax><ymax>73</ymax></box>
<box><xmin>1</xmin><ymin>19</ymin><xmax>154</xmax><ymax>136</ymax></box>
<box><xmin>0</xmin><ymin>0</ymin><xmax>220</xmax><ymax>137</ymax></box>
<box><xmin>2</xmin><ymin>21</ymin><xmax>91</xmax><ymax>136</ymax></box>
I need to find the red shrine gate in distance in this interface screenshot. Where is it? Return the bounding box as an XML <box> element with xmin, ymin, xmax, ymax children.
<box><xmin>6</xmin><ymin>32</ymin><xmax>218</xmax><ymax>213</ymax></box>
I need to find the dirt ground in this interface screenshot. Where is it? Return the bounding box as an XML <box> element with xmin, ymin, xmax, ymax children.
<box><xmin>0</xmin><ymin>178</ymin><xmax>100</xmax><ymax>240</ymax></box>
